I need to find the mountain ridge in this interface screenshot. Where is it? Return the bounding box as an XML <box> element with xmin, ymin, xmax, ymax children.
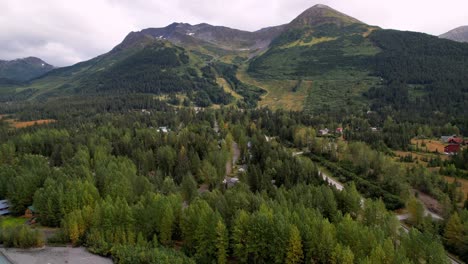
<box><xmin>120</xmin><ymin>4</ymin><xmax>361</xmax><ymax>53</ymax></box>
<box><xmin>121</xmin><ymin>22</ymin><xmax>286</xmax><ymax>53</ymax></box>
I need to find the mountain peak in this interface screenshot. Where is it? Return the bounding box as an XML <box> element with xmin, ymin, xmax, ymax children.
<box><xmin>289</xmin><ymin>4</ymin><xmax>363</xmax><ymax>29</ymax></box>
<box><xmin>440</xmin><ymin>26</ymin><xmax>468</xmax><ymax>43</ymax></box>
<box><xmin>311</xmin><ymin>4</ymin><xmax>332</xmax><ymax>9</ymax></box>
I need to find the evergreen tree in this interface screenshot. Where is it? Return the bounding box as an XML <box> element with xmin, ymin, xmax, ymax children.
<box><xmin>444</xmin><ymin>212</ymin><xmax>463</xmax><ymax>250</ymax></box>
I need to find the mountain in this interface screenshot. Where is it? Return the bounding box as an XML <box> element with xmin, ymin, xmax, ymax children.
<box><xmin>0</xmin><ymin>57</ymin><xmax>54</xmax><ymax>82</ymax></box>
<box><xmin>288</xmin><ymin>4</ymin><xmax>363</xmax><ymax>29</ymax></box>
<box><xmin>440</xmin><ymin>26</ymin><xmax>468</xmax><ymax>42</ymax></box>
<box><xmin>12</xmin><ymin>39</ymin><xmax>240</xmax><ymax>106</ymax></box>
<box><xmin>2</xmin><ymin>4</ymin><xmax>468</xmax><ymax>122</ymax></box>
<box><xmin>249</xmin><ymin>4</ymin><xmax>377</xmax><ymax>79</ymax></box>
<box><xmin>246</xmin><ymin>4</ymin><xmax>468</xmax><ymax>120</ymax></box>
<box><xmin>130</xmin><ymin>22</ymin><xmax>286</xmax><ymax>52</ymax></box>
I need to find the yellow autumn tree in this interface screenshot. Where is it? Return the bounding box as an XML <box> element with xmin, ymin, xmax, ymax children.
<box><xmin>286</xmin><ymin>225</ymin><xmax>303</xmax><ymax>264</ymax></box>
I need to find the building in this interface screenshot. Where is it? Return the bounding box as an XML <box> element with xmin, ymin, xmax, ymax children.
<box><xmin>448</xmin><ymin>137</ymin><xmax>463</xmax><ymax>145</ymax></box>
<box><xmin>319</xmin><ymin>128</ymin><xmax>329</xmax><ymax>136</ymax></box>
<box><xmin>25</xmin><ymin>205</ymin><xmax>36</xmax><ymax>218</ymax></box>
<box><xmin>441</xmin><ymin>135</ymin><xmax>457</xmax><ymax>143</ymax></box>
<box><xmin>0</xmin><ymin>199</ymin><xmax>10</xmax><ymax>216</ymax></box>
<box><xmin>223</xmin><ymin>177</ymin><xmax>239</xmax><ymax>188</ymax></box>
<box><xmin>157</xmin><ymin>127</ymin><xmax>170</xmax><ymax>133</ymax></box>
<box><xmin>444</xmin><ymin>144</ymin><xmax>460</xmax><ymax>154</ymax></box>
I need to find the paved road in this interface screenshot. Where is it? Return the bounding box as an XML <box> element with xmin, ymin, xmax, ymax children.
<box><xmin>397</xmin><ymin>210</ymin><xmax>443</xmax><ymax>221</ymax></box>
<box><xmin>320</xmin><ymin>171</ymin><xmax>343</xmax><ymax>191</ymax></box>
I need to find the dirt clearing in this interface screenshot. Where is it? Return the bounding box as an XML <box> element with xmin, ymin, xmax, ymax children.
<box><xmin>411</xmin><ymin>139</ymin><xmax>446</xmax><ymax>153</ymax></box>
<box><xmin>0</xmin><ymin>247</ymin><xmax>112</xmax><ymax>264</ymax></box>
<box><xmin>6</xmin><ymin>119</ymin><xmax>56</xmax><ymax>129</ymax></box>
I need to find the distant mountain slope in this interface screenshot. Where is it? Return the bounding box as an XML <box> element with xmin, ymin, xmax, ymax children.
<box><xmin>249</xmin><ymin>4</ymin><xmax>377</xmax><ymax>76</ymax></box>
<box><xmin>440</xmin><ymin>26</ymin><xmax>468</xmax><ymax>42</ymax></box>
<box><xmin>8</xmin><ymin>39</ymin><xmax>242</xmax><ymax>107</ymax></box>
<box><xmin>0</xmin><ymin>57</ymin><xmax>53</xmax><ymax>82</ymax></box>
<box><xmin>247</xmin><ymin>4</ymin><xmax>468</xmax><ymax>120</ymax></box>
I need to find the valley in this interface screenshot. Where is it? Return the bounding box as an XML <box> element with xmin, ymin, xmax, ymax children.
<box><xmin>1</xmin><ymin>3</ymin><xmax>468</xmax><ymax>264</ymax></box>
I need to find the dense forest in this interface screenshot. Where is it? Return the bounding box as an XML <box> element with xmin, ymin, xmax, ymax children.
<box><xmin>366</xmin><ymin>30</ymin><xmax>468</xmax><ymax>126</ymax></box>
<box><xmin>76</xmin><ymin>43</ymin><xmax>233</xmax><ymax>107</ymax></box>
<box><xmin>248</xmin><ymin>27</ymin><xmax>468</xmax><ymax>133</ymax></box>
<box><xmin>0</xmin><ymin>101</ymin><xmax>467</xmax><ymax>263</ymax></box>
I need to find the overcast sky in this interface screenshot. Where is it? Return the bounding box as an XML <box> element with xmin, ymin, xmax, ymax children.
<box><xmin>1</xmin><ymin>0</ymin><xmax>467</xmax><ymax>66</ymax></box>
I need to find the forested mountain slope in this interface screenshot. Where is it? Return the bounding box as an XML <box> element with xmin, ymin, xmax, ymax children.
<box><xmin>4</xmin><ymin>40</ymin><xmax>238</xmax><ymax>107</ymax></box>
<box><xmin>248</xmin><ymin>7</ymin><xmax>468</xmax><ymax>126</ymax></box>
<box><xmin>0</xmin><ymin>57</ymin><xmax>53</xmax><ymax>82</ymax></box>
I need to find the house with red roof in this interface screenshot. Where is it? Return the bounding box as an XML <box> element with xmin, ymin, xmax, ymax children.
<box><xmin>444</xmin><ymin>144</ymin><xmax>460</xmax><ymax>155</ymax></box>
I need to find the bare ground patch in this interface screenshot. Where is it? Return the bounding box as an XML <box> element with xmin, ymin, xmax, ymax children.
<box><xmin>6</xmin><ymin>119</ymin><xmax>56</xmax><ymax>129</ymax></box>
<box><xmin>0</xmin><ymin>247</ymin><xmax>112</xmax><ymax>264</ymax></box>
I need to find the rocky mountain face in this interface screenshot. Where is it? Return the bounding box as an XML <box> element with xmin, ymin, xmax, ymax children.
<box><xmin>0</xmin><ymin>57</ymin><xmax>54</xmax><ymax>82</ymax></box>
<box><xmin>120</xmin><ymin>22</ymin><xmax>286</xmax><ymax>53</ymax></box>
<box><xmin>440</xmin><ymin>26</ymin><xmax>468</xmax><ymax>42</ymax></box>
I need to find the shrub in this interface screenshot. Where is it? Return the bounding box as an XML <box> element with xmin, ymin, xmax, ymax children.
<box><xmin>0</xmin><ymin>225</ymin><xmax>45</xmax><ymax>248</ymax></box>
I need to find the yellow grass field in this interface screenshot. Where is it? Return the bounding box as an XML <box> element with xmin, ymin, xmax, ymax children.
<box><xmin>216</xmin><ymin>77</ymin><xmax>243</xmax><ymax>99</ymax></box>
<box><xmin>237</xmin><ymin>68</ymin><xmax>310</xmax><ymax>111</ymax></box>
<box><xmin>411</xmin><ymin>138</ymin><xmax>446</xmax><ymax>153</ymax></box>
<box><xmin>445</xmin><ymin>176</ymin><xmax>468</xmax><ymax>200</ymax></box>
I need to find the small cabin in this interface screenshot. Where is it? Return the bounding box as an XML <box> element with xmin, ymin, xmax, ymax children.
<box><xmin>157</xmin><ymin>127</ymin><xmax>170</xmax><ymax>133</ymax></box>
<box><xmin>444</xmin><ymin>144</ymin><xmax>460</xmax><ymax>155</ymax></box>
<box><xmin>25</xmin><ymin>205</ymin><xmax>36</xmax><ymax>218</ymax></box>
<box><xmin>223</xmin><ymin>177</ymin><xmax>239</xmax><ymax>188</ymax></box>
<box><xmin>319</xmin><ymin>128</ymin><xmax>329</xmax><ymax>136</ymax></box>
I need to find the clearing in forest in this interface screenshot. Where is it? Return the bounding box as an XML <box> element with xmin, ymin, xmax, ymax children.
<box><xmin>445</xmin><ymin>176</ymin><xmax>468</xmax><ymax>200</ymax></box>
<box><xmin>6</xmin><ymin>119</ymin><xmax>56</xmax><ymax>129</ymax></box>
<box><xmin>411</xmin><ymin>138</ymin><xmax>446</xmax><ymax>153</ymax></box>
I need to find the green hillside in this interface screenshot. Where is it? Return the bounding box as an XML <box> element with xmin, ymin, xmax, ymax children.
<box><xmin>0</xmin><ymin>57</ymin><xmax>53</xmax><ymax>82</ymax></box>
<box><xmin>4</xmin><ymin>40</ymin><xmax>242</xmax><ymax>107</ymax></box>
<box><xmin>246</xmin><ymin>23</ymin><xmax>380</xmax><ymax>112</ymax></box>
<box><xmin>247</xmin><ymin>24</ymin><xmax>468</xmax><ymax>122</ymax></box>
